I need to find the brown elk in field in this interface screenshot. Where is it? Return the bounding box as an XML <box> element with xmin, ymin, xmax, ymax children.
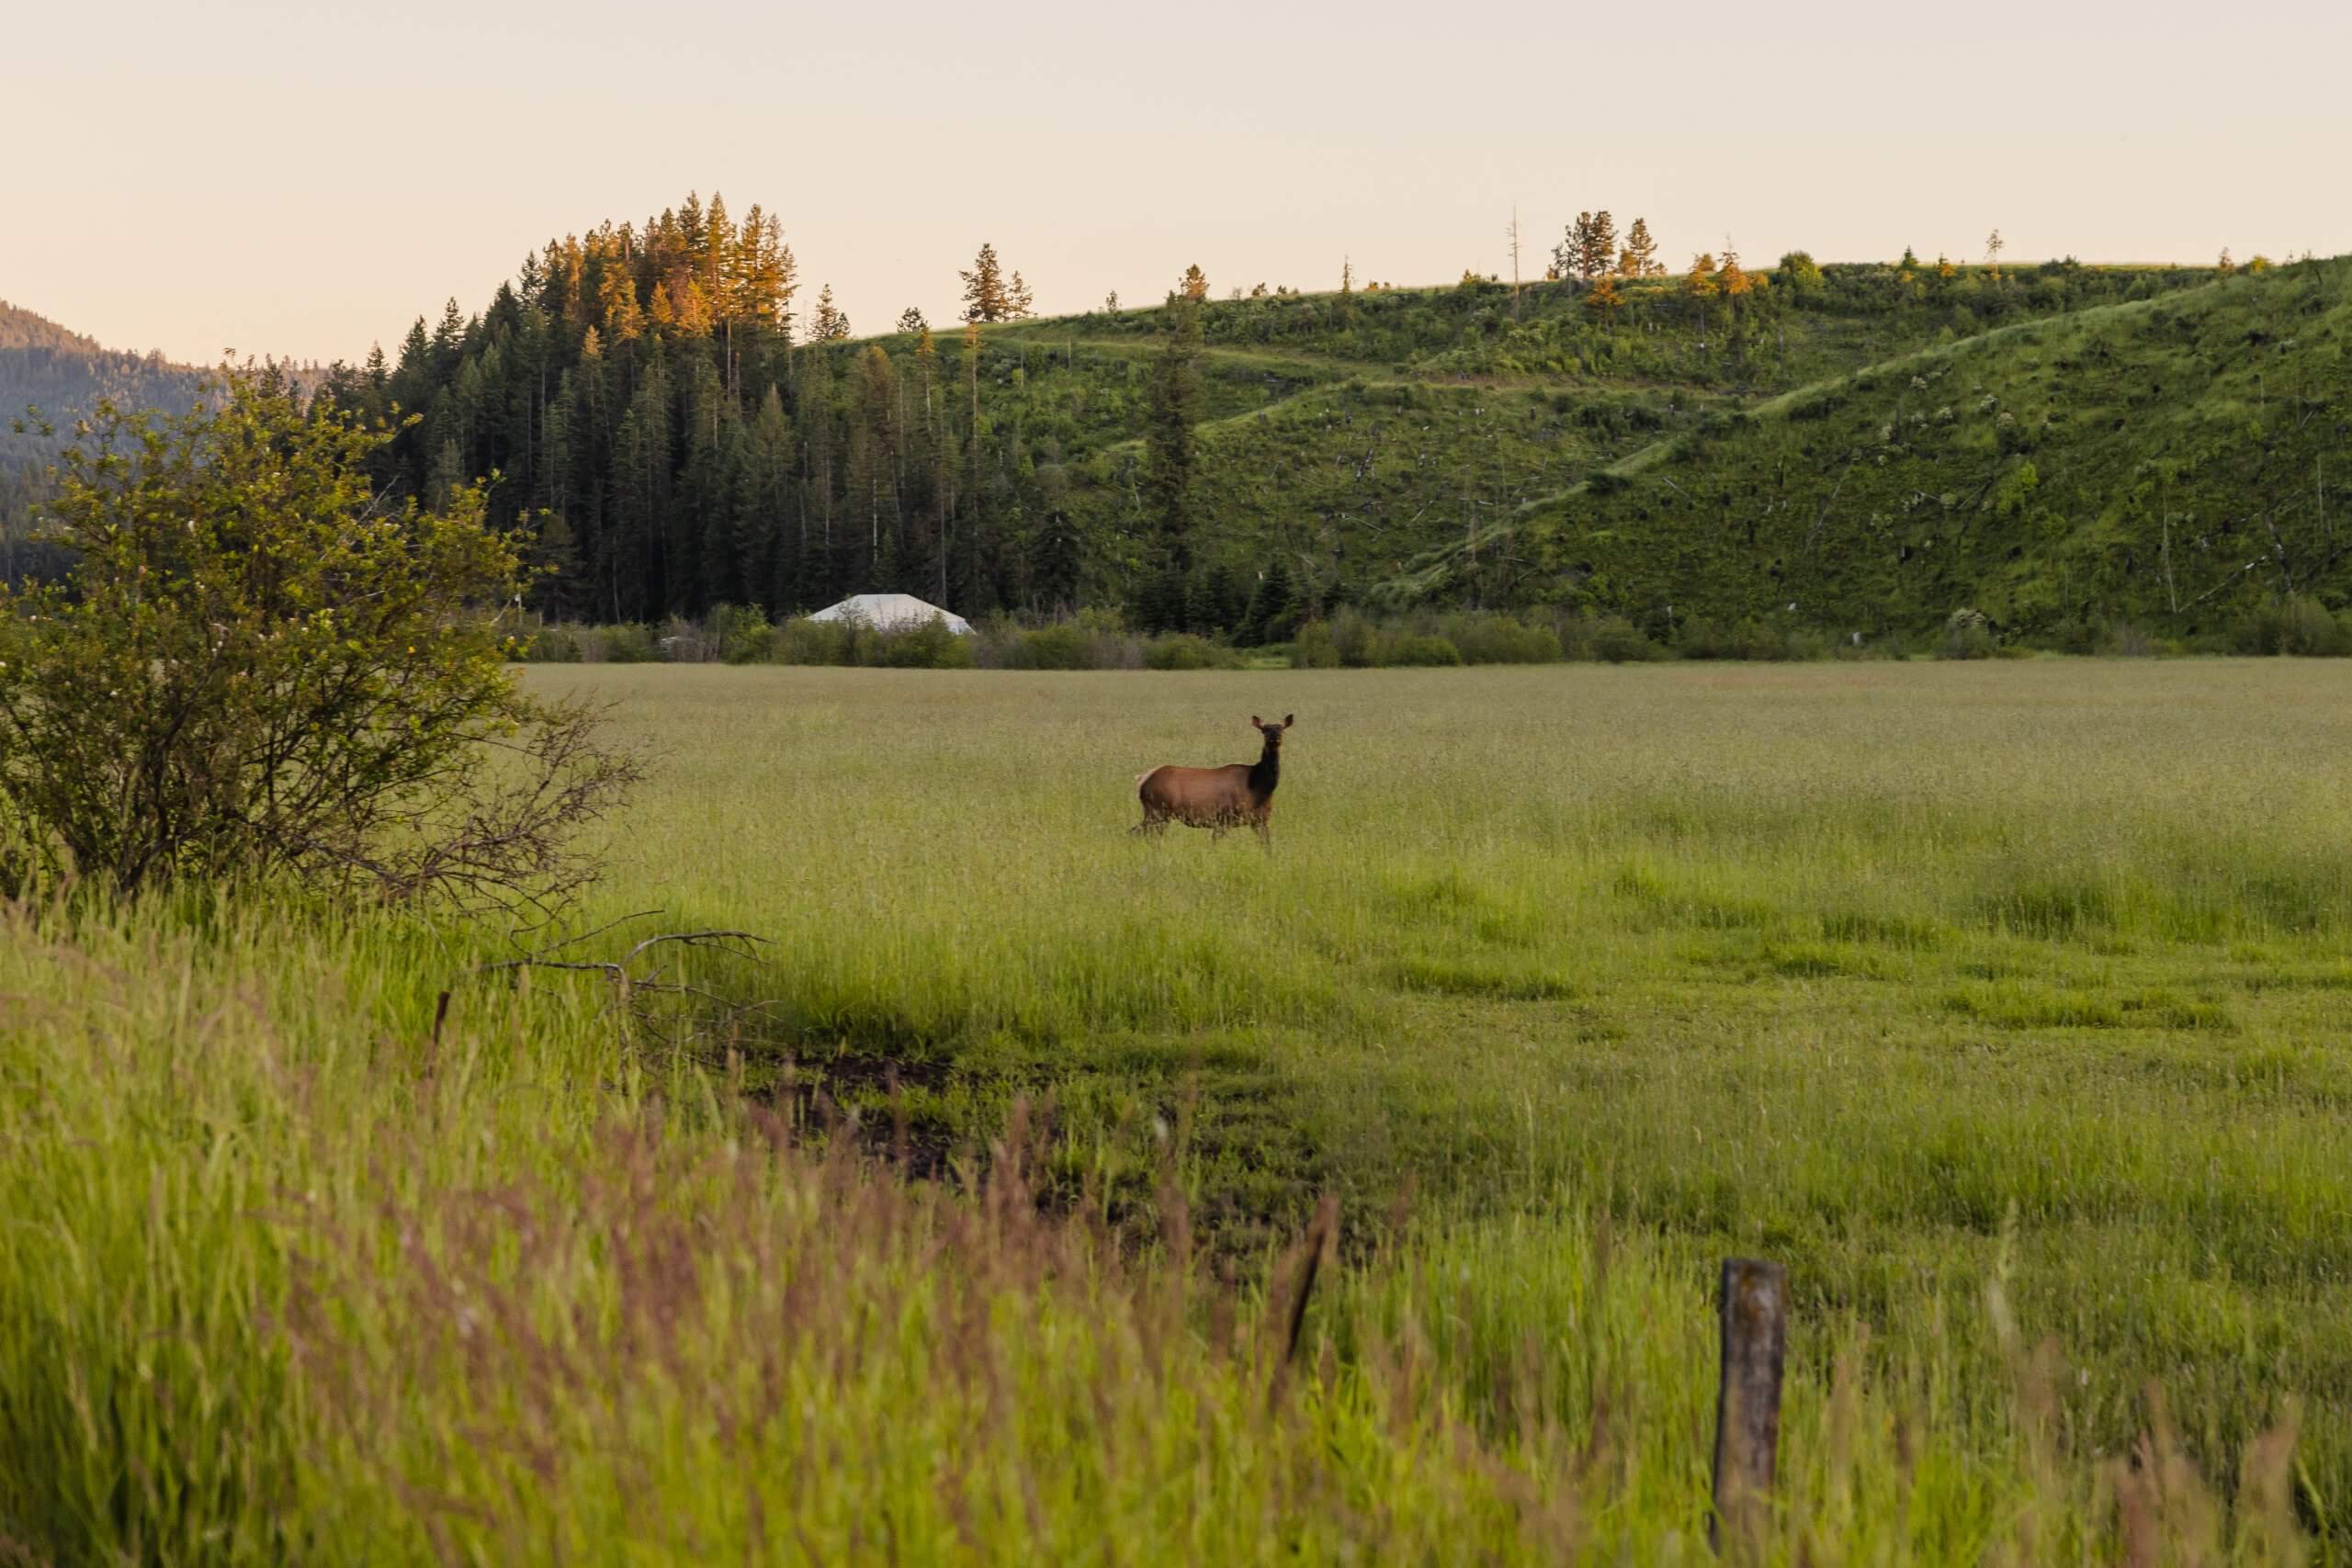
<box><xmin>1132</xmin><ymin>715</ymin><xmax>1294</xmax><ymax>846</ymax></box>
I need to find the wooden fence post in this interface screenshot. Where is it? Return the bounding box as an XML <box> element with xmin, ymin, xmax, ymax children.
<box><xmin>1283</xmin><ymin>1194</ymin><xmax>1340</xmax><ymax>1365</ymax></box>
<box><xmin>1267</xmin><ymin>1195</ymin><xmax>1340</xmax><ymax>1407</ymax></box>
<box><xmin>1710</xmin><ymin>1257</ymin><xmax>1788</xmax><ymax>1555</ymax></box>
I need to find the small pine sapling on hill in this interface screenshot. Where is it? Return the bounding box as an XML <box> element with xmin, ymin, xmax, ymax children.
<box><xmin>811</xmin><ymin>285</ymin><xmax>851</xmax><ymax>340</ymax></box>
<box><xmin>1623</xmin><ymin>217</ymin><xmax>1661</xmax><ymax>278</ymax></box>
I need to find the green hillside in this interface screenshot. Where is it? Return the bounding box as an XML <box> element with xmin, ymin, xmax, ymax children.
<box><xmin>17</xmin><ymin>207</ymin><xmax>2331</xmax><ymax>645</ymax></box>
<box><xmin>1378</xmin><ymin>257</ymin><xmax>2352</xmax><ymax>644</ymax></box>
<box><xmin>923</xmin><ymin>260</ymin><xmax>2240</xmax><ymax>625</ymax></box>
<box><xmin>333</xmin><ymin>195</ymin><xmax>2239</xmax><ymax>633</ymax></box>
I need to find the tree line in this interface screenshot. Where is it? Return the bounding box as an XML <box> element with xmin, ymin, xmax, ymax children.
<box><xmin>310</xmin><ymin>195</ymin><xmax>1079</xmax><ymax>624</ymax></box>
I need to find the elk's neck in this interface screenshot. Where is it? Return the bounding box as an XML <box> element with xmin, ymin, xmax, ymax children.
<box><xmin>1250</xmin><ymin>740</ymin><xmax>1281</xmax><ymax>798</ymax></box>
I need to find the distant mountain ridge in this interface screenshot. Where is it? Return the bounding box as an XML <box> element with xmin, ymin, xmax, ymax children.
<box><xmin>0</xmin><ymin>300</ymin><xmax>218</xmax><ymax>570</ymax></box>
<box><xmin>0</xmin><ymin>299</ymin><xmax>211</xmax><ymax>412</ymax></box>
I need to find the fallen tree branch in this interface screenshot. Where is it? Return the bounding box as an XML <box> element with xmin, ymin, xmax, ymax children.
<box><xmin>455</xmin><ymin>925</ymin><xmax>775</xmax><ymax>1051</ymax></box>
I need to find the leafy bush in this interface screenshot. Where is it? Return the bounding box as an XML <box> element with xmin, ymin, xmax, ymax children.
<box><xmin>597</xmin><ymin>623</ymin><xmax>662</xmax><ymax>664</ymax></box>
<box><xmin>1144</xmin><ymin>634</ymin><xmax>1241</xmax><ymax>671</ymax></box>
<box><xmin>1677</xmin><ymin>616</ymin><xmax>1822</xmax><ymax>661</ymax></box>
<box><xmin>2229</xmin><ymin>596</ymin><xmax>2351</xmax><ymax>657</ymax></box>
<box><xmin>522</xmin><ymin>625</ymin><xmax>584</xmax><ymax>663</ymax></box>
<box><xmin>655</xmin><ymin>616</ymin><xmax>714</xmax><ymax>662</ymax></box>
<box><xmin>1441</xmin><ymin>613</ymin><xmax>1562</xmax><ymax>664</ymax></box>
<box><xmin>1589</xmin><ymin>616</ymin><xmax>1662</xmax><ymax>664</ymax></box>
<box><xmin>0</xmin><ymin>366</ymin><xmax>638</xmax><ymax>908</ymax></box>
<box><xmin>775</xmin><ymin>617</ymin><xmax>861</xmax><ymax>665</ymax></box>
<box><xmin>876</xmin><ymin>617</ymin><xmax>976</xmax><ymax>669</ymax></box>
<box><xmin>998</xmin><ymin>623</ymin><xmax>1093</xmax><ymax>670</ymax></box>
<box><xmin>1387</xmin><ymin>634</ymin><xmax>1464</xmax><ymax>667</ymax></box>
<box><xmin>975</xmin><ymin>611</ymin><xmax>1143</xmax><ymax>670</ymax></box>
<box><xmin>1329</xmin><ymin>607</ymin><xmax>1379</xmax><ymax>668</ymax></box>
<box><xmin>711</xmin><ymin>604</ymin><xmax>777</xmax><ymax>664</ymax></box>
<box><xmin>1289</xmin><ymin>622</ymin><xmax>1342</xmax><ymax>669</ymax></box>
<box><xmin>1939</xmin><ymin>608</ymin><xmax>1995</xmax><ymax>660</ymax></box>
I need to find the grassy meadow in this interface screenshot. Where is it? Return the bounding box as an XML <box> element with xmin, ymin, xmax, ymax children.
<box><xmin>6</xmin><ymin>659</ymin><xmax>2350</xmax><ymax>1562</ymax></box>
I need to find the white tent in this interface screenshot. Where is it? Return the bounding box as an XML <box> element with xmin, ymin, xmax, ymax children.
<box><xmin>805</xmin><ymin>592</ymin><xmax>973</xmax><ymax>636</ymax></box>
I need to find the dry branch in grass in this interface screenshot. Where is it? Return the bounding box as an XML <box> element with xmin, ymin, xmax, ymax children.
<box><xmin>466</xmin><ymin>920</ymin><xmax>774</xmax><ymax>1043</ymax></box>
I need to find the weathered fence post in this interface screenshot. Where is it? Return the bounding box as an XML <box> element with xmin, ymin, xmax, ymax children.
<box><xmin>1710</xmin><ymin>1258</ymin><xmax>1789</xmax><ymax>1555</ymax></box>
<box><xmin>1283</xmin><ymin>1194</ymin><xmax>1340</xmax><ymax>1365</ymax></box>
<box><xmin>1267</xmin><ymin>1195</ymin><xmax>1340</xmax><ymax>1407</ymax></box>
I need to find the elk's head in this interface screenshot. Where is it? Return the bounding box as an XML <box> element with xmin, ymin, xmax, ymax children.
<box><xmin>1250</xmin><ymin>714</ymin><xmax>1295</xmax><ymax>750</ymax></box>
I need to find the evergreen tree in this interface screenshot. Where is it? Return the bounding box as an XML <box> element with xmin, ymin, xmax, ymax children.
<box><xmin>1139</xmin><ymin>562</ymin><xmax>1190</xmax><ymax>634</ymax></box>
<box><xmin>1684</xmin><ymin>254</ymin><xmax>1719</xmax><ymax>343</ymax></box>
<box><xmin>1182</xmin><ymin>567</ymin><xmax>1224</xmax><ymax>634</ymax></box>
<box><xmin>532</xmin><ymin>510</ymin><xmax>582</xmax><ymax>619</ymax></box>
<box><xmin>812</xmin><ymin>285</ymin><xmax>852</xmax><ymax>341</ymax></box>
<box><xmin>1204</xmin><ymin>561</ymin><xmax>1246</xmax><ymax>631</ymax></box>
<box><xmin>1179</xmin><ymin>265</ymin><xmax>1209</xmax><ymax>302</ymax></box>
<box><xmin>1138</xmin><ymin>299</ymin><xmax>1204</xmax><ymax>565</ymax></box>
<box><xmin>960</xmin><ymin>243</ymin><xmax>1014</xmax><ymax>322</ymax></box>
<box><xmin>843</xmin><ymin>346</ymin><xmax>900</xmax><ymax>588</ymax></box>
<box><xmin>1008</xmin><ymin>273</ymin><xmax>1035</xmax><ymax>318</ymax></box>
<box><xmin>896</xmin><ymin>306</ymin><xmax>928</xmax><ymax>334</ymax></box>
<box><xmin>1030</xmin><ymin>466</ymin><xmax>1081</xmax><ymax>615</ymax></box>
<box><xmin>597</xmin><ymin>263</ymin><xmax>643</xmax><ymax>342</ymax></box>
<box><xmin>1581</xmin><ymin>211</ymin><xmax>1619</xmax><ymax>279</ymax></box>
<box><xmin>1623</xmin><ymin>217</ymin><xmax>1660</xmax><ymax>277</ymax></box>
<box><xmin>734</xmin><ymin>206</ymin><xmax>797</xmax><ymax>337</ymax></box>
<box><xmin>426</xmin><ymin>437</ymin><xmax>465</xmax><ymax>512</ymax></box>
<box><xmin>1237</xmin><ymin>558</ymin><xmax>1297</xmax><ymax>646</ymax></box>
<box><xmin>740</xmin><ymin>384</ymin><xmax>793</xmax><ymax>610</ymax></box>
<box><xmin>799</xmin><ymin>348</ymin><xmax>840</xmax><ymax>603</ymax></box>
<box><xmin>912</xmin><ymin>327</ymin><xmax>946</xmax><ymax>600</ymax></box>
<box><xmin>610</xmin><ymin>355</ymin><xmax>672</xmax><ymax>615</ymax></box>
<box><xmin>1553</xmin><ymin>216</ymin><xmax>1591</xmax><ymax>283</ymax></box>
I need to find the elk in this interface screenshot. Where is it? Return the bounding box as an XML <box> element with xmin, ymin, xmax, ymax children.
<box><xmin>1132</xmin><ymin>715</ymin><xmax>1294</xmax><ymax>846</ymax></box>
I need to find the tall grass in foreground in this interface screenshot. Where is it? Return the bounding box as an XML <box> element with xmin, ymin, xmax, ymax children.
<box><xmin>0</xmin><ymin>906</ymin><xmax>2313</xmax><ymax>1563</ymax></box>
<box><xmin>11</xmin><ymin>660</ymin><xmax>2352</xmax><ymax>1560</ymax></box>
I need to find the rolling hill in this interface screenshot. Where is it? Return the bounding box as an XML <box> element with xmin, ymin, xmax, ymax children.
<box><xmin>1375</xmin><ymin>258</ymin><xmax>2352</xmax><ymax>645</ymax></box>
<box><xmin>66</xmin><ymin>186</ymin><xmax>2329</xmax><ymax>647</ymax></box>
<box><xmin>343</xmin><ymin>191</ymin><xmax>2262</xmax><ymax>641</ymax></box>
<box><xmin>967</xmin><ymin>257</ymin><xmax>2349</xmax><ymax>646</ymax></box>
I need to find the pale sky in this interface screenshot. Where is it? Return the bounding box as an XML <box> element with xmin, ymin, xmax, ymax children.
<box><xmin>6</xmin><ymin>0</ymin><xmax>2346</xmax><ymax>367</ymax></box>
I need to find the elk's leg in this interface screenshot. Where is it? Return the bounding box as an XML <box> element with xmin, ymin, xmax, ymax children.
<box><xmin>1254</xmin><ymin>817</ymin><xmax>1272</xmax><ymax>850</ymax></box>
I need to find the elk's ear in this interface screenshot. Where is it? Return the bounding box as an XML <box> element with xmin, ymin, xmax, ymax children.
<box><xmin>1283</xmin><ymin>714</ymin><xmax>1295</xmax><ymax>728</ymax></box>
<box><xmin>1250</xmin><ymin>715</ymin><xmax>1263</xmax><ymax>728</ymax></box>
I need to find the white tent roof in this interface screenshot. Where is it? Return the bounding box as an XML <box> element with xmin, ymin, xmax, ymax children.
<box><xmin>805</xmin><ymin>592</ymin><xmax>972</xmax><ymax>636</ymax></box>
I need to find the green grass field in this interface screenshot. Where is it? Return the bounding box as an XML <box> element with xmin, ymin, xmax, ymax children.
<box><xmin>6</xmin><ymin>660</ymin><xmax>2347</xmax><ymax>1562</ymax></box>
